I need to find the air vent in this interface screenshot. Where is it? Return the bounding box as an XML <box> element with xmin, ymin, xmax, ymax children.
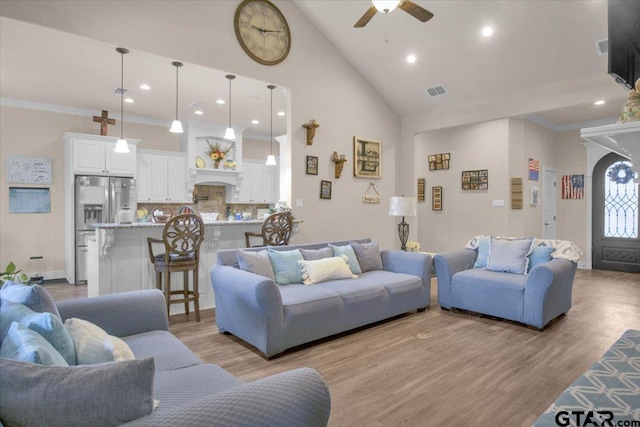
<box><xmin>114</xmin><ymin>88</ymin><xmax>128</xmax><ymax>95</ymax></box>
<box><xmin>595</xmin><ymin>39</ymin><xmax>608</xmax><ymax>55</ymax></box>
<box><xmin>425</xmin><ymin>84</ymin><xmax>448</xmax><ymax>97</ymax></box>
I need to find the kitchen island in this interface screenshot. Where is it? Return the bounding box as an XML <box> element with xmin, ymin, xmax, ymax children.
<box><xmin>87</xmin><ymin>219</ymin><xmax>300</xmax><ymax>314</ymax></box>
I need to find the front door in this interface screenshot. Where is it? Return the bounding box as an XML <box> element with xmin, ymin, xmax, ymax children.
<box><xmin>592</xmin><ymin>153</ymin><xmax>640</xmax><ymax>273</ymax></box>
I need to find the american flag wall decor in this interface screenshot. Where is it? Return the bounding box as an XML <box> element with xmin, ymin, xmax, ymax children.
<box><xmin>561</xmin><ymin>174</ymin><xmax>585</xmax><ymax>199</ymax></box>
<box><xmin>528</xmin><ymin>158</ymin><xmax>539</xmax><ymax>181</ymax></box>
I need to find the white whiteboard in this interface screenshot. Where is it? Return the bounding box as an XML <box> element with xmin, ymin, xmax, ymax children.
<box><xmin>6</xmin><ymin>156</ymin><xmax>52</xmax><ymax>184</ymax></box>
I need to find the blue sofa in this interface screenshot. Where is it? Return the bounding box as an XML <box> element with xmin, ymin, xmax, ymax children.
<box><xmin>434</xmin><ymin>239</ymin><xmax>578</xmax><ymax>329</ymax></box>
<box><xmin>210</xmin><ymin>239</ymin><xmax>432</xmax><ymax>358</ymax></box>
<box><xmin>0</xmin><ymin>286</ymin><xmax>331</xmax><ymax>426</ymax></box>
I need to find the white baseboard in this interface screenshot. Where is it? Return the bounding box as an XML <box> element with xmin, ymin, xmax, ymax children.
<box><xmin>577</xmin><ymin>261</ymin><xmax>588</xmax><ymax>269</ymax></box>
<box><xmin>25</xmin><ymin>270</ymin><xmax>67</xmax><ymax>281</ymax></box>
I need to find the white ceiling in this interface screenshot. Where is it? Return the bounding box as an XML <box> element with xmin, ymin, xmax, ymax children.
<box><xmin>0</xmin><ymin>1</ymin><xmax>630</xmax><ymax>137</ymax></box>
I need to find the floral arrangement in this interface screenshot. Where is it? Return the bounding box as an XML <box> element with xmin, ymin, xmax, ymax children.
<box><xmin>405</xmin><ymin>241</ymin><xmax>421</xmax><ymax>252</ymax></box>
<box><xmin>206</xmin><ymin>139</ymin><xmax>233</xmax><ymax>161</ymax></box>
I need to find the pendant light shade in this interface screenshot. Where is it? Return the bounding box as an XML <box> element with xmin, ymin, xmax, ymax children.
<box><xmin>266</xmin><ymin>84</ymin><xmax>277</xmax><ymax>166</ymax></box>
<box><xmin>224</xmin><ymin>75</ymin><xmax>236</xmax><ymax>140</ymax></box>
<box><xmin>114</xmin><ymin>47</ymin><xmax>130</xmax><ymax>153</ymax></box>
<box><xmin>169</xmin><ymin>61</ymin><xmax>184</xmax><ymax>133</ymax></box>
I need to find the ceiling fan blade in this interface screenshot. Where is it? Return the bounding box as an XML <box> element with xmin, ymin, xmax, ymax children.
<box><xmin>398</xmin><ymin>1</ymin><xmax>434</xmax><ymax>22</ymax></box>
<box><xmin>354</xmin><ymin>6</ymin><xmax>378</xmax><ymax>28</ymax></box>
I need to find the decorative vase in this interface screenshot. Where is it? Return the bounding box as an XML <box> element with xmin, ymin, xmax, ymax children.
<box><xmin>213</xmin><ymin>160</ymin><xmax>220</xmax><ymax>169</ymax></box>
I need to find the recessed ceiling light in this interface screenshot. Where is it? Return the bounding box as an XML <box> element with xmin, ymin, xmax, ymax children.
<box><xmin>594</xmin><ymin>100</ymin><xmax>606</xmax><ymax>105</ymax></box>
<box><xmin>124</xmin><ymin>98</ymin><xmax>134</xmax><ymax>103</ymax></box>
<box><xmin>407</xmin><ymin>54</ymin><xmax>416</xmax><ymax>64</ymax></box>
<box><xmin>277</xmin><ymin>111</ymin><xmax>285</xmax><ymax>117</ymax></box>
<box><xmin>139</xmin><ymin>84</ymin><xmax>150</xmax><ymax>90</ymax></box>
<box><xmin>216</xmin><ymin>99</ymin><xmax>225</xmax><ymax>105</ymax></box>
<box><xmin>482</xmin><ymin>27</ymin><xmax>493</xmax><ymax>37</ymax></box>
<box><xmin>251</xmin><ymin>119</ymin><xmax>259</xmax><ymax>125</ymax></box>
<box><xmin>194</xmin><ymin>110</ymin><xmax>204</xmax><ymax>115</ymax></box>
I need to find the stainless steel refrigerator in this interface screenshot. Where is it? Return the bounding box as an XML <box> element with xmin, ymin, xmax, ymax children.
<box><xmin>75</xmin><ymin>175</ymin><xmax>136</xmax><ymax>283</ymax></box>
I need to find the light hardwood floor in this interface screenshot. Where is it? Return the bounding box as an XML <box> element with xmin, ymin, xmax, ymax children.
<box><xmin>48</xmin><ymin>269</ymin><xmax>640</xmax><ymax>427</ymax></box>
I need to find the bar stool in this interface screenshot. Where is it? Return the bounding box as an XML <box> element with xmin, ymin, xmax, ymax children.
<box><xmin>147</xmin><ymin>213</ymin><xmax>204</xmax><ymax>321</ymax></box>
<box><xmin>245</xmin><ymin>212</ymin><xmax>293</xmax><ymax>247</ymax></box>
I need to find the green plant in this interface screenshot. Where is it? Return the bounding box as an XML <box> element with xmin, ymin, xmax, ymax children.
<box><xmin>0</xmin><ymin>261</ymin><xmax>30</xmax><ymax>285</ymax></box>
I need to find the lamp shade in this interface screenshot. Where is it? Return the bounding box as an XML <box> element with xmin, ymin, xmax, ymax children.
<box><xmin>169</xmin><ymin>120</ymin><xmax>183</xmax><ymax>133</ymax></box>
<box><xmin>388</xmin><ymin>196</ymin><xmax>417</xmax><ymax>217</ymax></box>
<box><xmin>223</xmin><ymin>127</ymin><xmax>236</xmax><ymax>140</ymax></box>
<box><xmin>114</xmin><ymin>138</ymin><xmax>130</xmax><ymax>153</ymax></box>
<box><xmin>372</xmin><ymin>0</ymin><xmax>400</xmax><ymax>13</ymax></box>
<box><xmin>265</xmin><ymin>154</ymin><xmax>277</xmax><ymax>166</ymax></box>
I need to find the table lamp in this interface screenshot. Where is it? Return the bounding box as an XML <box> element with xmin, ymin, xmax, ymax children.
<box><xmin>388</xmin><ymin>196</ymin><xmax>417</xmax><ymax>251</ymax></box>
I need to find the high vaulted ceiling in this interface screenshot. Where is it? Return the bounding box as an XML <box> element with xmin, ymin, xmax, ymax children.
<box><xmin>0</xmin><ymin>1</ymin><xmax>631</xmax><ymax>135</ymax></box>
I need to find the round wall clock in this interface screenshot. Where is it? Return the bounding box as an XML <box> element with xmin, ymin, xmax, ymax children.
<box><xmin>234</xmin><ymin>0</ymin><xmax>291</xmax><ymax>66</ymax></box>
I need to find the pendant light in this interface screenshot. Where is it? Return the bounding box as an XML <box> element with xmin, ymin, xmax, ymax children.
<box><xmin>223</xmin><ymin>75</ymin><xmax>236</xmax><ymax>140</ymax></box>
<box><xmin>114</xmin><ymin>47</ymin><xmax>130</xmax><ymax>153</ymax></box>
<box><xmin>265</xmin><ymin>84</ymin><xmax>277</xmax><ymax>166</ymax></box>
<box><xmin>169</xmin><ymin>61</ymin><xmax>184</xmax><ymax>133</ymax></box>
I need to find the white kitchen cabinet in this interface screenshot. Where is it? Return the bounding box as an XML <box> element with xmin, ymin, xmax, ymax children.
<box><xmin>237</xmin><ymin>159</ymin><xmax>278</xmax><ymax>203</ymax></box>
<box><xmin>137</xmin><ymin>150</ymin><xmax>187</xmax><ymax>203</ymax></box>
<box><xmin>72</xmin><ymin>138</ymin><xmax>137</xmax><ymax>176</ymax></box>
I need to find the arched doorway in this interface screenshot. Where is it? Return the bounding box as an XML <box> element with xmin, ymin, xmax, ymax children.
<box><xmin>592</xmin><ymin>152</ymin><xmax>640</xmax><ymax>272</ymax></box>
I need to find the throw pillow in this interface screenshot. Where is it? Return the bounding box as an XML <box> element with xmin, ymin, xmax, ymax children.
<box><xmin>65</xmin><ymin>318</ymin><xmax>135</xmax><ymax>365</ymax></box>
<box><xmin>299</xmin><ymin>247</ymin><xmax>333</xmax><ymax>261</ymax></box>
<box><xmin>0</xmin><ymin>301</ymin><xmax>76</xmax><ymax>365</ymax></box>
<box><xmin>351</xmin><ymin>241</ymin><xmax>383</xmax><ymax>273</ymax></box>
<box><xmin>0</xmin><ymin>281</ymin><xmax>60</xmax><ymax>318</ymax></box>
<box><xmin>298</xmin><ymin>256</ymin><xmax>357</xmax><ymax>285</ymax></box>
<box><xmin>0</xmin><ymin>322</ymin><xmax>69</xmax><ymax>366</ymax></box>
<box><xmin>329</xmin><ymin>244</ymin><xmax>363</xmax><ymax>274</ymax></box>
<box><xmin>486</xmin><ymin>237</ymin><xmax>534</xmax><ymax>275</ymax></box>
<box><xmin>473</xmin><ymin>236</ymin><xmax>491</xmax><ymax>268</ymax></box>
<box><xmin>527</xmin><ymin>245</ymin><xmax>555</xmax><ymax>272</ymax></box>
<box><xmin>0</xmin><ymin>357</ymin><xmax>154</xmax><ymax>426</ymax></box>
<box><xmin>237</xmin><ymin>249</ymin><xmax>276</xmax><ymax>282</ymax></box>
<box><xmin>267</xmin><ymin>248</ymin><xmax>304</xmax><ymax>285</ymax></box>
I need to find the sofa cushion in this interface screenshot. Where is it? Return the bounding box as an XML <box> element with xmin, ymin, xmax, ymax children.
<box><xmin>298</xmin><ymin>256</ymin><xmax>356</xmax><ymax>285</ymax></box>
<box><xmin>452</xmin><ymin>269</ymin><xmax>527</xmax><ymax>322</ymax></box>
<box><xmin>316</xmin><ymin>279</ymin><xmax>386</xmax><ymax>306</ymax></box>
<box><xmin>123</xmin><ymin>330</ymin><xmax>202</xmax><ymax>372</ymax></box>
<box><xmin>0</xmin><ymin>301</ymin><xmax>76</xmax><ymax>365</ymax></box>
<box><xmin>528</xmin><ymin>245</ymin><xmax>554</xmax><ymax>272</ymax></box>
<box><xmin>0</xmin><ymin>281</ymin><xmax>60</xmax><ymax>318</ymax></box>
<box><xmin>267</xmin><ymin>248</ymin><xmax>304</xmax><ymax>285</ymax></box>
<box><xmin>0</xmin><ymin>357</ymin><xmax>154</xmax><ymax>426</ymax></box>
<box><xmin>65</xmin><ymin>318</ymin><xmax>135</xmax><ymax>364</ymax></box>
<box><xmin>351</xmin><ymin>241</ymin><xmax>383</xmax><ymax>273</ymax></box>
<box><xmin>237</xmin><ymin>249</ymin><xmax>275</xmax><ymax>282</ymax></box>
<box><xmin>299</xmin><ymin>247</ymin><xmax>333</xmax><ymax>260</ymax></box>
<box><xmin>0</xmin><ymin>321</ymin><xmax>69</xmax><ymax>366</ymax></box>
<box><xmin>473</xmin><ymin>236</ymin><xmax>490</xmax><ymax>268</ymax></box>
<box><xmin>486</xmin><ymin>237</ymin><xmax>534</xmax><ymax>274</ymax></box>
<box><xmin>329</xmin><ymin>244</ymin><xmax>362</xmax><ymax>274</ymax></box>
<box><xmin>360</xmin><ymin>270</ymin><xmax>424</xmax><ymax>296</ymax></box>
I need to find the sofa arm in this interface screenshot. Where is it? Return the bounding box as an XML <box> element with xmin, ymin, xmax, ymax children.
<box><xmin>381</xmin><ymin>250</ymin><xmax>432</xmax><ymax>283</ymax></box>
<box><xmin>125</xmin><ymin>367</ymin><xmax>331</xmax><ymax>427</ymax></box>
<box><xmin>524</xmin><ymin>258</ymin><xmax>577</xmax><ymax>329</ymax></box>
<box><xmin>56</xmin><ymin>289</ymin><xmax>169</xmax><ymax>337</ymax></box>
<box><xmin>433</xmin><ymin>249</ymin><xmax>477</xmax><ymax>308</ymax></box>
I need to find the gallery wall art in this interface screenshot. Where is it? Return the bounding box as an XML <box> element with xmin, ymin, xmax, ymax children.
<box><xmin>461</xmin><ymin>169</ymin><xmax>488</xmax><ymax>190</ymax></box>
<box><xmin>561</xmin><ymin>174</ymin><xmax>584</xmax><ymax>199</ymax></box>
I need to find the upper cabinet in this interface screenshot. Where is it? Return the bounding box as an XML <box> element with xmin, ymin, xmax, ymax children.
<box><xmin>137</xmin><ymin>150</ymin><xmax>188</xmax><ymax>203</ymax></box>
<box><xmin>64</xmin><ymin>133</ymin><xmax>138</xmax><ymax>177</ymax></box>
<box><xmin>237</xmin><ymin>159</ymin><xmax>278</xmax><ymax>203</ymax></box>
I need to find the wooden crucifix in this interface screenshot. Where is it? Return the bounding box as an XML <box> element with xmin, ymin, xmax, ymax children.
<box><xmin>93</xmin><ymin>110</ymin><xmax>116</xmax><ymax>136</ymax></box>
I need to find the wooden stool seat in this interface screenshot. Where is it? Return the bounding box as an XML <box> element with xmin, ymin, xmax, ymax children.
<box><xmin>147</xmin><ymin>214</ymin><xmax>204</xmax><ymax>321</ymax></box>
<box><xmin>245</xmin><ymin>212</ymin><xmax>293</xmax><ymax>247</ymax></box>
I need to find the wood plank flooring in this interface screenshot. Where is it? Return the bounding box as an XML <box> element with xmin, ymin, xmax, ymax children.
<box><xmin>47</xmin><ymin>269</ymin><xmax>640</xmax><ymax>427</ymax></box>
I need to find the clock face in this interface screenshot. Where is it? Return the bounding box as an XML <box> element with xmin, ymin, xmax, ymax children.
<box><xmin>234</xmin><ymin>0</ymin><xmax>291</xmax><ymax>66</ymax></box>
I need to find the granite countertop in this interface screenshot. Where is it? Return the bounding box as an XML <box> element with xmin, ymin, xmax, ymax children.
<box><xmin>91</xmin><ymin>219</ymin><xmax>302</xmax><ymax>229</ymax></box>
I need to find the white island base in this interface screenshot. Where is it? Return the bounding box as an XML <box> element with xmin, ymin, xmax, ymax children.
<box><xmin>87</xmin><ymin>220</ymin><xmax>296</xmax><ymax>315</ymax></box>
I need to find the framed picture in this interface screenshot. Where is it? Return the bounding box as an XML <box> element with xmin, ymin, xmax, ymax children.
<box><xmin>306</xmin><ymin>155</ymin><xmax>318</xmax><ymax>175</ymax></box>
<box><xmin>530</xmin><ymin>186</ymin><xmax>539</xmax><ymax>205</ymax></box>
<box><xmin>353</xmin><ymin>136</ymin><xmax>381</xmax><ymax>178</ymax></box>
<box><xmin>428</xmin><ymin>152</ymin><xmax>450</xmax><ymax>171</ymax></box>
<box><xmin>461</xmin><ymin>169</ymin><xmax>489</xmax><ymax>190</ymax></box>
<box><xmin>320</xmin><ymin>180</ymin><xmax>332</xmax><ymax>199</ymax></box>
<box><xmin>432</xmin><ymin>186</ymin><xmax>442</xmax><ymax>211</ymax></box>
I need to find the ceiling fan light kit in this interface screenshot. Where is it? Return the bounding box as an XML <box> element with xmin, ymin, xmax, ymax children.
<box><xmin>355</xmin><ymin>0</ymin><xmax>434</xmax><ymax>28</ymax></box>
<box><xmin>372</xmin><ymin>1</ymin><xmax>400</xmax><ymax>13</ymax></box>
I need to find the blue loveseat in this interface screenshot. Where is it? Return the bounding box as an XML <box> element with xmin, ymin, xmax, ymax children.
<box><xmin>210</xmin><ymin>239</ymin><xmax>432</xmax><ymax>358</ymax></box>
<box><xmin>434</xmin><ymin>237</ymin><xmax>579</xmax><ymax>329</ymax></box>
<box><xmin>0</xmin><ymin>284</ymin><xmax>331</xmax><ymax>426</ymax></box>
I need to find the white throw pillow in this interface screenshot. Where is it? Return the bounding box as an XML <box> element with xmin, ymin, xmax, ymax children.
<box><xmin>65</xmin><ymin>318</ymin><xmax>135</xmax><ymax>365</ymax></box>
<box><xmin>298</xmin><ymin>255</ymin><xmax>357</xmax><ymax>285</ymax></box>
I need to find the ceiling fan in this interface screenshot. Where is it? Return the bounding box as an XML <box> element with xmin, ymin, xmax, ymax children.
<box><xmin>354</xmin><ymin>0</ymin><xmax>434</xmax><ymax>28</ymax></box>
